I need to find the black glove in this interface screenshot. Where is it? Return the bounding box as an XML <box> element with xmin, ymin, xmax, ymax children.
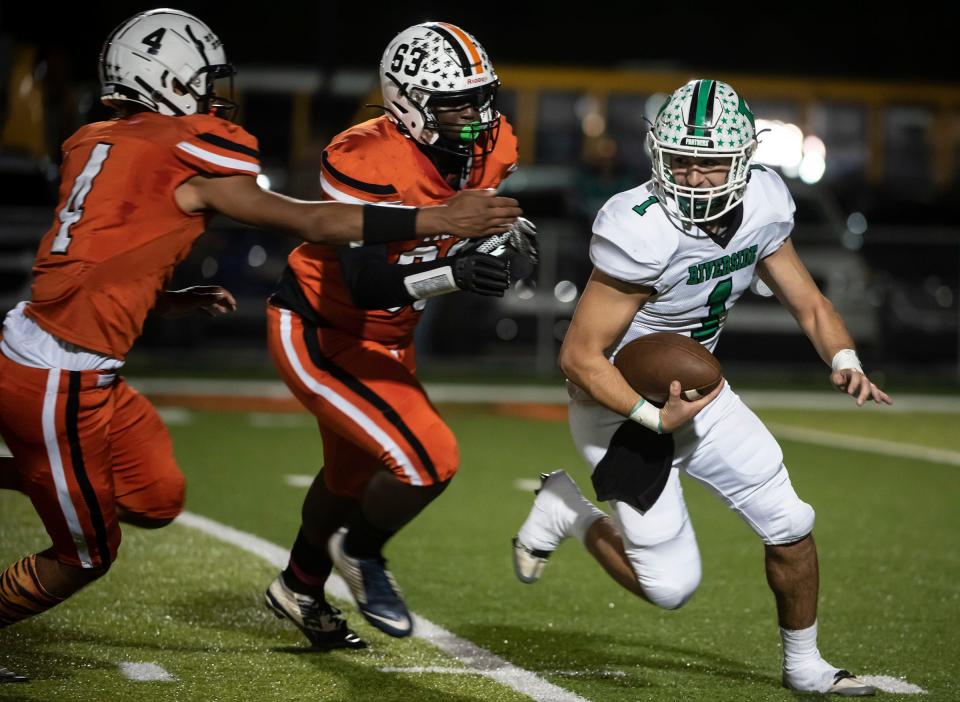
<box><xmin>452</xmin><ymin>252</ymin><xmax>510</xmax><ymax>297</ymax></box>
<box><xmin>462</xmin><ymin>217</ymin><xmax>538</xmax><ymax>282</ymax></box>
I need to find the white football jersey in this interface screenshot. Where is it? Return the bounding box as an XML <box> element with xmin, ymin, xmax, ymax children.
<box><xmin>590</xmin><ymin>166</ymin><xmax>795</xmax><ymax>355</ymax></box>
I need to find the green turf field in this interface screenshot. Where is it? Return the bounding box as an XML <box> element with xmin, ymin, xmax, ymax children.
<box><xmin>1</xmin><ymin>403</ymin><xmax>957</xmax><ymax>701</ymax></box>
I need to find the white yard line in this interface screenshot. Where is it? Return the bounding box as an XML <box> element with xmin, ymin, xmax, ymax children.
<box><xmin>283</xmin><ymin>474</ymin><xmax>314</xmax><ymax>488</ymax></box>
<box><xmin>769</xmin><ymin>423</ymin><xmax>960</xmax><ymax>466</ymax></box>
<box><xmin>859</xmin><ymin>675</ymin><xmax>927</xmax><ymax>694</ymax></box>
<box><xmin>156</xmin><ymin>408</ymin><xmax>193</xmax><ymax>425</ymax></box>
<box><xmin>118</xmin><ymin>662</ymin><xmax>176</xmax><ymax>682</ymax></box>
<box><xmin>175</xmin><ymin>511</ymin><xmax>589</xmax><ymax>702</ymax></box>
<box><xmin>378</xmin><ymin>666</ymin><xmax>477</xmax><ymax>675</ymax></box>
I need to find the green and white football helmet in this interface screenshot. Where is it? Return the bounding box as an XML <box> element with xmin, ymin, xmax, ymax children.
<box><xmin>647</xmin><ymin>79</ymin><xmax>757</xmax><ymax>226</ymax></box>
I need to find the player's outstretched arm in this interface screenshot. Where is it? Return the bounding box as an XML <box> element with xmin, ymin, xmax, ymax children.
<box><xmin>757</xmin><ymin>239</ymin><xmax>892</xmax><ymax>406</ymax></box>
<box><xmin>155</xmin><ymin>286</ymin><xmax>238</xmax><ymax>319</ymax></box>
<box><xmin>420</xmin><ymin>189</ymin><xmax>524</xmax><ymax>238</ymax></box>
<box><xmin>175</xmin><ymin>175</ymin><xmax>521</xmax><ymax>245</ymax></box>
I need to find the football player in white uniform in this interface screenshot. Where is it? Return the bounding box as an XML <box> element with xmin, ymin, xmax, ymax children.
<box><xmin>512</xmin><ymin>79</ymin><xmax>891</xmax><ymax>696</ymax></box>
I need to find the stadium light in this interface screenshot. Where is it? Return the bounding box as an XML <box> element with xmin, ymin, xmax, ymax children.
<box><xmin>755</xmin><ymin>120</ymin><xmax>827</xmax><ymax>183</ymax></box>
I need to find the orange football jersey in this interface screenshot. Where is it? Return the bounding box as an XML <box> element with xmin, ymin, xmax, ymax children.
<box><xmin>287</xmin><ymin>115</ymin><xmax>518</xmax><ymax>347</ymax></box>
<box><xmin>25</xmin><ymin>112</ymin><xmax>260</xmax><ymax>359</ymax></box>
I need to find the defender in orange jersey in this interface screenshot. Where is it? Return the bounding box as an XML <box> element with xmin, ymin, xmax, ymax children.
<box><xmin>0</xmin><ymin>9</ymin><xmax>521</xmax><ymax>672</ymax></box>
<box><xmin>264</xmin><ymin>22</ymin><xmax>538</xmax><ymax>646</ymax></box>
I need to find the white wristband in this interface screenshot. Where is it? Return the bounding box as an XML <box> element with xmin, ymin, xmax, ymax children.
<box><xmin>628</xmin><ymin>398</ymin><xmax>663</xmax><ymax>434</ymax></box>
<box><xmin>403</xmin><ymin>266</ymin><xmax>458</xmax><ymax>300</ymax></box>
<box><xmin>831</xmin><ymin>349</ymin><xmax>863</xmax><ymax>374</ymax></box>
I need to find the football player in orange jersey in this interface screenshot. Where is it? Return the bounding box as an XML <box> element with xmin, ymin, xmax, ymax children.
<box><xmin>263</xmin><ymin>22</ymin><xmax>537</xmax><ymax>648</ymax></box>
<box><xmin>0</xmin><ymin>9</ymin><xmax>521</xmax><ymax>673</ymax></box>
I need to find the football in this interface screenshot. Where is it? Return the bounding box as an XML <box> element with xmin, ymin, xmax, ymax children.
<box><xmin>613</xmin><ymin>332</ymin><xmax>722</xmax><ymax>404</ymax></box>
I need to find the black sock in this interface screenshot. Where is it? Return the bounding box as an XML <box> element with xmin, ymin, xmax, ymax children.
<box><xmin>283</xmin><ymin>529</ymin><xmax>332</xmax><ymax>595</ymax></box>
<box><xmin>341</xmin><ymin>472</ymin><xmax>452</xmax><ymax>559</ymax></box>
<box><xmin>343</xmin><ymin>518</ymin><xmax>395</xmax><ymax>560</ymax></box>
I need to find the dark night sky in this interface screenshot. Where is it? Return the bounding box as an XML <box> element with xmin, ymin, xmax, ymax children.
<box><xmin>2</xmin><ymin>2</ymin><xmax>956</xmax><ymax>85</ymax></box>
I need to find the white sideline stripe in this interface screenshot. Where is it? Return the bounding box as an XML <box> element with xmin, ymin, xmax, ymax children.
<box><xmin>175</xmin><ymin>511</ymin><xmax>589</xmax><ymax>702</ymax></box>
<box><xmin>126</xmin><ymin>378</ymin><xmax>960</xmax><ymax>413</ymax></box>
<box><xmin>42</xmin><ymin>368</ymin><xmax>93</xmax><ymax>568</ymax></box>
<box><xmin>118</xmin><ymin>662</ymin><xmax>176</xmax><ymax>682</ymax></box>
<box><xmin>156</xmin><ymin>407</ymin><xmax>192</xmax><ymax>425</ymax></box>
<box><xmin>284</xmin><ymin>474</ymin><xmax>314</xmax><ymax>488</ymax></box>
<box><xmin>769</xmin><ymin>423</ymin><xmax>960</xmax><ymax>466</ymax></box>
<box><xmin>859</xmin><ymin>675</ymin><xmax>926</xmax><ymax>694</ymax></box>
<box><xmin>132</xmin><ymin>378</ymin><xmax>295</xmax><ymax>399</ymax></box>
<box><xmin>248</xmin><ymin>412</ymin><xmax>312</xmax><ymax>428</ymax></box>
<box><xmin>277</xmin><ymin>309</ymin><xmax>422</xmax><ymax>486</ymax></box>
<box><xmin>175</xmin><ymin>142</ymin><xmax>260</xmax><ymax>174</ymax></box>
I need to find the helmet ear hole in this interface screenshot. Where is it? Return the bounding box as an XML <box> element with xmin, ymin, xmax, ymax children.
<box><xmin>171</xmin><ymin>79</ymin><xmax>188</xmax><ymax>96</ymax></box>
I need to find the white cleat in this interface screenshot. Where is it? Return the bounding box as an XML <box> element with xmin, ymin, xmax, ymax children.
<box><xmin>512</xmin><ymin>470</ymin><xmax>583</xmax><ymax>584</ymax></box>
<box><xmin>784</xmin><ymin>667</ymin><xmax>877</xmax><ymax>697</ymax></box>
<box><xmin>512</xmin><ymin>537</ymin><xmax>553</xmax><ymax>584</ymax></box>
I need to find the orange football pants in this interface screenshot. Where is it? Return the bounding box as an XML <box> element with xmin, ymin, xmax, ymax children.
<box><xmin>267</xmin><ymin>304</ymin><xmax>459</xmax><ymax>499</ymax></box>
<box><xmin>0</xmin><ymin>352</ymin><xmax>184</xmax><ymax>569</ymax></box>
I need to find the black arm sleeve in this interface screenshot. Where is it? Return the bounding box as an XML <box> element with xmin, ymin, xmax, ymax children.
<box><xmin>337</xmin><ymin>245</ymin><xmax>458</xmax><ymax>310</ymax></box>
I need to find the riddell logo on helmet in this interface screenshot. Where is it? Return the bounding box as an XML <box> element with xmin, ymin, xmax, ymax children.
<box><xmin>466</xmin><ymin>76</ymin><xmax>488</xmax><ymax>85</ymax></box>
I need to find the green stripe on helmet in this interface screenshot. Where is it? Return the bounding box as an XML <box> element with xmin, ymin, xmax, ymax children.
<box><xmin>693</xmin><ymin>79</ymin><xmax>714</xmax><ymax>136</ymax></box>
<box><xmin>737</xmin><ymin>97</ymin><xmax>755</xmax><ymax>127</ymax></box>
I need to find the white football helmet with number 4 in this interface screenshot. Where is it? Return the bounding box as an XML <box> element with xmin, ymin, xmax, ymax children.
<box><xmin>648</xmin><ymin>79</ymin><xmax>757</xmax><ymax>225</ymax></box>
<box><xmin>99</xmin><ymin>8</ymin><xmax>236</xmax><ymax>118</ymax></box>
<box><xmin>380</xmin><ymin>22</ymin><xmax>500</xmax><ymax>159</ymax></box>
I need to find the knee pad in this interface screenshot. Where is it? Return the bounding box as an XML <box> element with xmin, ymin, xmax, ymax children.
<box><xmin>146</xmin><ymin>474</ymin><xmax>186</xmax><ymax>521</ymax></box>
<box><xmin>625</xmin><ymin>519</ymin><xmax>702</xmax><ymax>610</ymax></box>
<box><xmin>424</xmin><ymin>421</ymin><xmax>459</xmax><ymax>483</ymax></box>
<box><xmin>120</xmin><ymin>469</ymin><xmax>186</xmax><ymax>523</ymax></box>
<box><xmin>739</xmin><ymin>466</ymin><xmax>816</xmax><ymax>545</ymax></box>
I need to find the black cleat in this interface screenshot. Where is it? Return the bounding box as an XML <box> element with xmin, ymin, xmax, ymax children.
<box><xmin>329</xmin><ymin>530</ymin><xmax>412</xmax><ymax>638</ymax></box>
<box><xmin>0</xmin><ymin>666</ymin><xmax>28</xmax><ymax>683</ymax></box>
<box><xmin>265</xmin><ymin>575</ymin><xmax>367</xmax><ymax>650</ymax></box>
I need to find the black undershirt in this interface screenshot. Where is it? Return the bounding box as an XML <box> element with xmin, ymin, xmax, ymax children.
<box><xmin>336</xmin><ymin>143</ymin><xmax>470</xmax><ymax>310</ymax></box>
<box><xmin>702</xmin><ymin>203</ymin><xmax>744</xmax><ymax>249</ymax></box>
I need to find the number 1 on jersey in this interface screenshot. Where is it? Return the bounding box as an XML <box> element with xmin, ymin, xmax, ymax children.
<box><xmin>51</xmin><ymin>142</ymin><xmax>113</xmax><ymax>255</ymax></box>
<box><xmin>692</xmin><ymin>277</ymin><xmax>732</xmax><ymax>342</ymax></box>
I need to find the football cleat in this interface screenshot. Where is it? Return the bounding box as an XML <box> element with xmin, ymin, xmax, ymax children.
<box><xmin>0</xmin><ymin>666</ymin><xmax>28</xmax><ymax>683</ymax></box>
<box><xmin>512</xmin><ymin>471</ymin><xmax>580</xmax><ymax>584</ymax></box>
<box><xmin>783</xmin><ymin>668</ymin><xmax>876</xmax><ymax>697</ymax></box>
<box><xmin>512</xmin><ymin>537</ymin><xmax>552</xmax><ymax>584</ymax></box>
<box><xmin>329</xmin><ymin>530</ymin><xmax>412</xmax><ymax>638</ymax></box>
<box><xmin>264</xmin><ymin>574</ymin><xmax>366</xmax><ymax>650</ymax></box>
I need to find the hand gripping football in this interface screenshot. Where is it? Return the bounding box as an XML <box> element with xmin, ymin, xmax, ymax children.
<box><xmin>614</xmin><ymin>332</ymin><xmax>722</xmax><ymax>404</ymax></box>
